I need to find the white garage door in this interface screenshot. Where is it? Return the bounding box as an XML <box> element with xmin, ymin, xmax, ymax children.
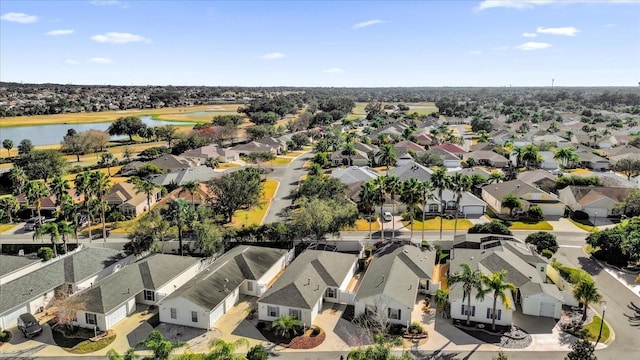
<box><xmin>541</xmin><ymin>205</ymin><xmax>564</xmax><ymax>217</ymax></box>
<box><xmin>107</xmin><ymin>306</ymin><xmax>127</xmax><ymax>329</ymax></box>
<box><xmin>2</xmin><ymin>306</ymin><xmax>28</xmax><ymax>329</ymax></box>
<box><xmin>224</xmin><ymin>289</ymin><xmax>239</xmax><ymax>313</ymax></box>
<box><xmin>584</xmin><ymin>208</ymin><xmax>608</xmax><ymax>219</ymax></box>
<box><xmin>210</xmin><ymin>304</ymin><xmax>224</xmax><ymax>327</ymax></box>
<box><xmin>462</xmin><ymin>205</ymin><xmax>485</xmax><ymax>215</ymax></box>
<box><xmin>539</xmin><ymin>302</ymin><xmax>556</xmax><ymax>318</ymax></box>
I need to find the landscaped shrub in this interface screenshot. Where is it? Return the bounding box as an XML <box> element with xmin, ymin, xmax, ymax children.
<box><xmin>246</xmin><ymin>344</ymin><xmax>269</xmax><ymax>360</ymax></box>
<box><xmin>525</xmin><ymin>231</ymin><xmax>559</xmax><ymax>254</ymax></box>
<box><xmin>541</xmin><ymin>249</ymin><xmax>554</xmax><ymax>259</ymax></box>
<box><xmin>37</xmin><ymin>247</ymin><xmax>54</xmax><ymax>261</ymax></box>
<box><xmin>527</xmin><ymin>205</ymin><xmax>544</xmax><ymax>220</ymax></box>
<box><xmin>468</xmin><ymin>220</ymin><xmax>512</xmax><ymax>235</ymax></box>
<box><xmin>408</xmin><ymin>322</ymin><xmax>424</xmax><ymax>334</ymax></box>
<box><xmin>571</xmin><ymin>210</ymin><xmax>590</xmax><ymax>221</ymax></box>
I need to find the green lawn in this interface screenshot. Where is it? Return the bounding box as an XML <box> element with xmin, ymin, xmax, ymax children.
<box><xmin>0</xmin><ymin>223</ymin><xmax>17</xmax><ymax>233</ymax></box>
<box><xmin>583</xmin><ymin>316</ymin><xmax>610</xmax><ymax>343</ymax></box>
<box><xmin>230</xmin><ymin>179</ymin><xmax>278</xmax><ymax>227</ymax></box>
<box><xmin>343</xmin><ymin>218</ymin><xmax>381</xmax><ymax>231</ymax></box>
<box><xmin>262</xmin><ymin>157</ymin><xmax>294</xmax><ymax>166</ymax></box>
<box><xmin>568</xmin><ymin>218</ymin><xmax>595</xmax><ymax>232</ymax></box>
<box><xmin>66</xmin><ymin>335</ymin><xmax>117</xmax><ymax>354</ymax></box>
<box><xmin>405</xmin><ymin>217</ymin><xmax>473</xmax><ymax>231</ymax></box>
<box><xmin>509</xmin><ymin>221</ymin><xmax>553</xmax><ymax>230</ymax></box>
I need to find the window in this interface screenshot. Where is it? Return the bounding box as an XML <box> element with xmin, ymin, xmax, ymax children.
<box><xmin>191</xmin><ymin>311</ymin><xmax>198</xmax><ymax>323</ymax></box>
<box><xmin>446</xmin><ymin>201</ymin><xmax>457</xmax><ymax>210</ymax></box>
<box><xmin>387</xmin><ymin>308</ymin><xmax>401</xmax><ymax>320</ymax></box>
<box><xmin>419</xmin><ymin>279</ymin><xmax>429</xmax><ymax>291</ymax></box>
<box><xmin>428</xmin><ymin>204</ymin><xmax>439</xmax><ymax>213</ymax></box>
<box><xmin>170</xmin><ymin>308</ymin><xmax>177</xmax><ymax>319</ymax></box>
<box><xmin>289</xmin><ymin>309</ymin><xmax>302</xmax><ymax>320</ymax></box>
<box><xmin>267</xmin><ymin>306</ymin><xmax>279</xmax><ymax>317</ymax></box>
<box><xmin>486</xmin><ymin>308</ymin><xmax>502</xmax><ymax>320</ymax></box>
<box><xmin>461</xmin><ymin>305</ymin><xmax>476</xmax><ymax>317</ymax></box>
<box><xmin>247</xmin><ymin>281</ymin><xmax>253</xmax><ymax>292</ymax></box>
<box><xmin>144</xmin><ymin>290</ymin><xmax>155</xmax><ymax>302</ymax></box>
<box><xmin>325</xmin><ymin>288</ymin><xmax>336</xmax><ymax>298</ymax></box>
<box><xmin>86</xmin><ymin>313</ymin><xmax>97</xmax><ymax>325</ymax></box>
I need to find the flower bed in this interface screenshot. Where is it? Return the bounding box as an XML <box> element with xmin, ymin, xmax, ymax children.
<box><xmin>287</xmin><ymin>326</ymin><xmax>326</xmax><ymax>349</ymax></box>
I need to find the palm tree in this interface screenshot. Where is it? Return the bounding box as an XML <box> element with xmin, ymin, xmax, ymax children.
<box><xmin>90</xmin><ymin>171</ymin><xmax>111</xmax><ymax>241</ymax></box>
<box><xmin>99</xmin><ymin>152</ymin><xmax>115</xmax><ymax>176</ymax></box>
<box><xmin>419</xmin><ymin>180</ymin><xmax>436</xmax><ymax>245</ymax></box>
<box><xmin>0</xmin><ymin>196</ymin><xmax>20</xmax><ymax>223</ymax></box>
<box><xmin>164</xmin><ymin>198</ymin><xmax>192</xmax><ymax>256</ymax></box>
<box><xmin>501</xmin><ymin>193</ymin><xmax>522</xmax><ymax>217</ymax></box>
<box><xmin>512</xmin><ymin>147</ymin><xmax>524</xmax><ymax>168</ymax></box>
<box><xmin>341</xmin><ymin>142</ymin><xmax>356</xmax><ymax>166</ymax></box>
<box><xmin>55</xmin><ymin>220</ymin><xmax>74</xmax><ymax>254</ymax></box>
<box><xmin>48</xmin><ymin>175</ymin><xmax>70</xmax><ymax>208</ymax></box>
<box><xmin>573</xmin><ymin>278</ymin><xmax>602</xmax><ymax>321</ymax></box>
<box><xmin>564</xmin><ymin>130</ymin><xmax>574</xmax><ymax>141</ymax></box>
<box><xmin>34</xmin><ymin>222</ymin><xmax>60</xmax><ymax>257</ymax></box>
<box><xmin>2</xmin><ymin>139</ymin><xmax>13</xmax><ymax>157</ymax></box>
<box><xmin>488</xmin><ymin>172</ymin><xmax>505</xmax><ymax>184</ymax></box>
<box><xmin>179</xmin><ymin>180</ymin><xmax>199</xmax><ymax>206</ymax></box>
<box><xmin>476</xmin><ymin>270</ymin><xmax>517</xmax><ymax>331</ymax></box>
<box><xmin>448</xmin><ymin>263</ymin><xmax>483</xmax><ymax>326</ymax></box>
<box><xmin>450</xmin><ymin>173</ymin><xmax>472</xmax><ymax>238</ymax></box>
<box><xmin>358</xmin><ymin>181</ymin><xmax>378</xmax><ymax>242</ymax></box>
<box><xmin>207</xmin><ymin>338</ymin><xmax>249</xmax><ymax>360</ymax></box>
<box><xmin>8</xmin><ymin>166</ymin><xmax>28</xmax><ymax>195</ymax></box>
<box><xmin>106</xmin><ymin>348</ymin><xmax>137</xmax><ymax>360</ymax></box>
<box><xmin>128</xmin><ymin>176</ymin><xmax>159</xmax><ymax>213</ymax></box>
<box><xmin>271</xmin><ymin>315</ymin><xmax>301</xmax><ymax>338</ymax></box>
<box><xmin>377</xmin><ymin>143</ymin><xmax>397</xmax><ymax>174</ymax></box>
<box><xmin>24</xmin><ymin>180</ymin><xmax>48</xmax><ymax>221</ymax></box>
<box><xmin>384</xmin><ymin>174</ymin><xmax>401</xmax><ymax>241</ymax></box>
<box><xmin>430</xmin><ymin>167</ymin><xmax>451</xmax><ymax>240</ymax></box>
<box><xmin>553</xmin><ymin>147</ymin><xmax>579</xmax><ymax>169</ymax></box>
<box><xmin>139</xmin><ymin>330</ymin><xmax>185</xmax><ymax>360</ymax></box>
<box><xmin>372</xmin><ymin>176</ymin><xmax>387</xmax><ymax>240</ymax></box>
<box><xmin>400</xmin><ymin>178</ymin><xmax>422</xmax><ymax>240</ymax></box>
<box><xmin>521</xmin><ymin>144</ymin><xmax>541</xmax><ymax>169</ymax></box>
<box><xmin>74</xmin><ymin>171</ymin><xmax>93</xmax><ymax>240</ymax></box>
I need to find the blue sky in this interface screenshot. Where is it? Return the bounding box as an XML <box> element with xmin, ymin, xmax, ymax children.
<box><xmin>1</xmin><ymin>0</ymin><xmax>639</xmax><ymax>87</ymax></box>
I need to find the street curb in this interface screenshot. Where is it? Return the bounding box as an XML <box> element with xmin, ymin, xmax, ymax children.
<box><xmin>260</xmin><ymin>180</ymin><xmax>280</xmax><ymax>225</ymax></box>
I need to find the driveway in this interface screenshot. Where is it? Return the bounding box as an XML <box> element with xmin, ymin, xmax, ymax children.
<box><xmin>263</xmin><ymin>150</ymin><xmax>312</xmax><ymax>224</ymax></box>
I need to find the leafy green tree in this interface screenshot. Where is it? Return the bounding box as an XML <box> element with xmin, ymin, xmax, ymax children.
<box><xmin>0</xmin><ymin>196</ymin><xmax>20</xmax><ymax>223</ymax></box>
<box><xmin>61</xmin><ymin>129</ymin><xmax>91</xmax><ymax>162</ymax></box>
<box><xmin>163</xmin><ymin>198</ymin><xmax>193</xmax><ymax>256</ymax></box>
<box><xmin>468</xmin><ymin>220</ymin><xmax>512</xmax><ymax>235</ymax></box>
<box><xmin>126</xmin><ymin>212</ymin><xmax>172</xmax><ymax>255</ymax></box>
<box><xmin>295</xmin><ymin>175</ymin><xmax>347</xmax><ymax>201</ymax></box>
<box><xmin>307</xmin><ymin>163</ymin><xmax>323</xmax><ymax>177</ymax></box>
<box><xmin>430</xmin><ymin>167</ymin><xmax>451</xmax><ymax>240</ymax></box>
<box><xmin>612</xmin><ymin>158</ymin><xmax>640</xmax><ymax>181</ymax></box>
<box><xmin>493</xmin><ymin>351</ymin><xmax>509</xmax><ymax>360</ymax></box>
<box><xmin>527</xmin><ymin>204</ymin><xmax>544</xmax><ymax>220</ymax></box>
<box><xmin>24</xmin><ymin>180</ymin><xmax>48</xmax><ymax>220</ymax></box>
<box><xmin>106</xmin><ymin>348</ymin><xmax>137</xmax><ymax>360</ymax></box>
<box><xmin>246</xmin><ymin>151</ymin><xmax>276</xmax><ymax>175</ymax></box>
<box><xmin>341</xmin><ymin>142</ymin><xmax>356</xmax><ymax>166</ymax></box>
<box><xmin>347</xmin><ymin>334</ymin><xmax>408</xmax><ymax>360</ymax></box>
<box><xmin>448</xmin><ymin>263</ymin><xmax>483</xmax><ymax>325</ymax></box>
<box><xmin>573</xmin><ymin>278</ymin><xmax>602</xmax><ymax>321</ymax></box>
<box><xmin>525</xmin><ymin>231</ymin><xmax>559</xmax><ymax>254</ymax></box>
<box><xmin>108</xmin><ymin>116</ymin><xmax>146</xmax><ymax>142</ymax></box>
<box><xmin>2</xmin><ymin>139</ymin><xmax>13</xmax><ymax>157</ymax></box>
<box><xmin>622</xmin><ymin>231</ymin><xmax>640</xmax><ymax>264</ymax></box>
<box><xmin>292</xmin><ymin>197</ymin><xmax>357</xmax><ymax>241</ymax></box>
<box><xmin>155</xmin><ymin>125</ymin><xmax>178</xmax><ymax>146</ymax></box>
<box><xmin>246</xmin><ymin>344</ymin><xmax>268</xmax><ymax>360</ymax></box>
<box><xmin>37</xmin><ymin>247</ymin><xmax>54</xmax><ymax>261</ymax></box>
<box><xmin>271</xmin><ymin>315</ymin><xmax>301</xmax><ymax>338</ymax></box>
<box><xmin>138</xmin><ymin>330</ymin><xmax>185</xmax><ymax>360</ymax></box>
<box><xmin>207</xmin><ymin>338</ymin><xmax>250</xmax><ymax>360</ymax></box>
<box><xmin>17</xmin><ymin>139</ymin><xmax>33</xmax><ymax>155</ymax></box>
<box><xmin>565</xmin><ymin>338</ymin><xmax>597</xmax><ymax>360</ymax></box>
<box><xmin>501</xmin><ymin>193</ymin><xmax>522</xmax><ymax>217</ymax></box>
<box><xmin>477</xmin><ymin>270</ymin><xmax>517</xmax><ymax>331</ymax></box>
<box><xmin>192</xmin><ymin>219</ymin><xmax>224</xmax><ymax>256</ymax></box>
<box><xmin>206</xmin><ymin>168</ymin><xmax>262</xmax><ymax>223</ymax></box>
<box><xmin>15</xmin><ymin>149</ymin><xmax>67</xmax><ymax>182</ymax></box>
<box><xmin>554</xmin><ymin>148</ymin><xmax>580</xmax><ymax>169</ymax></box>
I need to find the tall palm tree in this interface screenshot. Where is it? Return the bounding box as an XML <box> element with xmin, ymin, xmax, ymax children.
<box><xmin>400</xmin><ymin>178</ymin><xmax>422</xmax><ymax>240</ymax></box>
<box><xmin>488</xmin><ymin>172</ymin><xmax>505</xmax><ymax>184</ymax></box>
<box><xmin>99</xmin><ymin>152</ymin><xmax>115</xmax><ymax>176</ymax></box>
<box><xmin>0</xmin><ymin>196</ymin><xmax>20</xmax><ymax>223</ymax></box>
<box><xmin>377</xmin><ymin>143</ymin><xmax>397</xmax><ymax>174</ymax></box>
<box><xmin>448</xmin><ymin>263</ymin><xmax>483</xmax><ymax>326</ymax></box>
<box><xmin>8</xmin><ymin>166</ymin><xmax>28</xmax><ymax>195</ymax></box>
<box><xmin>34</xmin><ymin>222</ymin><xmax>61</xmax><ymax>257</ymax></box>
<box><xmin>24</xmin><ymin>180</ymin><xmax>48</xmax><ymax>221</ymax></box>
<box><xmin>521</xmin><ymin>144</ymin><xmax>541</xmax><ymax>169</ymax></box>
<box><xmin>2</xmin><ymin>139</ymin><xmax>13</xmax><ymax>157</ymax></box>
<box><xmin>384</xmin><ymin>174</ymin><xmax>401</xmax><ymax>241</ymax></box>
<box><xmin>179</xmin><ymin>180</ymin><xmax>199</xmax><ymax>206</ymax></box>
<box><xmin>512</xmin><ymin>147</ymin><xmax>524</xmax><ymax>168</ymax></box>
<box><xmin>573</xmin><ymin>278</ymin><xmax>602</xmax><ymax>321</ymax></box>
<box><xmin>430</xmin><ymin>167</ymin><xmax>451</xmax><ymax>240</ymax></box>
<box><xmin>55</xmin><ymin>220</ymin><xmax>75</xmax><ymax>254</ymax></box>
<box><xmin>450</xmin><ymin>173</ymin><xmax>472</xmax><ymax>238</ymax></box>
<box><xmin>207</xmin><ymin>338</ymin><xmax>249</xmax><ymax>360</ymax></box>
<box><xmin>48</xmin><ymin>175</ymin><xmax>70</xmax><ymax>208</ymax></box>
<box><xmin>74</xmin><ymin>171</ymin><xmax>93</xmax><ymax>240</ymax></box>
<box><xmin>341</xmin><ymin>142</ymin><xmax>356</xmax><ymax>166</ymax></box>
<box><xmin>476</xmin><ymin>270</ymin><xmax>517</xmax><ymax>331</ymax></box>
<box><xmin>419</xmin><ymin>180</ymin><xmax>436</xmax><ymax>245</ymax></box>
<box><xmin>90</xmin><ymin>171</ymin><xmax>111</xmax><ymax>241</ymax></box>
<box><xmin>128</xmin><ymin>176</ymin><xmax>159</xmax><ymax>213</ymax></box>
<box><xmin>358</xmin><ymin>181</ymin><xmax>378</xmax><ymax>242</ymax></box>
<box><xmin>554</xmin><ymin>147</ymin><xmax>580</xmax><ymax>169</ymax></box>
<box><xmin>372</xmin><ymin>176</ymin><xmax>387</xmax><ymax>240</ymax></box>
<box><xmin>163</xmin><ymin>198</ymin><xmax>192</xmax><ymax>256</ymax></box>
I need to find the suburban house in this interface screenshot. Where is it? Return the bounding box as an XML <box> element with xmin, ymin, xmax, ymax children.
<box><xmin>161</xmin><ymin>183</ymin><xmax>212</xmax><ymax>207</ymax></box>
<box><xmin>354</xmin><ymin>243</ymin><xmax>437</xmax><ymax>325</ymax></box>
<box><xmin>431</xmin><ymin>144</ymin><xmax>466</xmax><ymax>159</ymax></box>
<box><xmin>425</xmin><ymin>189</ymin><xmax>487</xmax><ymax>217</ymax></box>
<box><xmin>149</xmin><ymin>155</ymin><xmax>198</xmax><ymax>173</ymax></box>
<box><xmin>331</xmin><ymin>166</ymin><xmax>378</xmax><ymax>185</ymax></box>
<box><xmin>428</xmin><ymin>148</ymin><xmax>462</xmax><ymax>168</ymax></box>
<box><xmin>16</xmin><ymin>194</ymin><xmax>59</xmax><ymax>218</ymax></box>
<box><xmin>0</xmin><ymin>247</ymin><xmax>130</xmax><ymax>330</ymax></box>
<box><xmin>558</xmin><ymin>186</ymin><xmax>633</xmax><ymax>218</ymax></box>
<box><xmin>105</xmin><ymin>182</ymin><xmax>163</xmax><ymax>217</ymax></box>
<box><xmin>393</xmin><ymin>140</ymin><xmax>426</xmax><ymax>158</ymax></box>
<box><xmin>464</xmin><ymin>151</ymin><xmax>509</xmax><ymax>168</ymax></box>
<box><xmin>482</xmin><ymin>179</ymin><xmax>565</xmax><ymax>217</ymax></box>
<box><xmin>517</xmin><ymin>170</ymin><xmax>558</xmax><ymax>193</ymax></box>
<box><xmin>148</xmin><ymin>166</ymin><xmax>220</xmax><ymax>187</ymax></box>
<box><xmin>258</xmin><ymin>249</ymin><xmax>358</xmax><ymax>326</ymax></box>
<box><xmin>449</xmin><ymin>236</ymin><xmax>566</xmax><ymax>326</ymax></box>
<box><xmin>73</xmin><ymin>254</ymin><xmax>203</xmax><ymax>331</ymax></box>
<box><xmin>533</xmin><ymin>134</ymin><xmax>571</xmax><ymax>148</ymax></box>
<box><xmin>181</xmin><ymin>145</ymin><xmax>240</xmax><ymax>163</ymax></box>
<box><xmin>256</xmin><ymin>137</ymin><xmax>288</xmax><ymax>154</ymax></box>
<box><xmin>230</xmin><ymin>141</ymin><xmax>279</xmax><ymax>155</ymax></box>
<box><xmin>389</xmin><ymin>161</ymin><xmax>433</xmax><ymax>182</ymax></box>
<box><xmin>575</xmin><ymin>147</ymin><xmax>610</xmax><ymax>171</ymax></box>
<box><xmin>331</xmin><ymin>143</ymin><xmax>378</xmax><ymax>167</ymax></box>
<box><xmin>538</xmin><ymin>151</ymin><xmax>560</xmax><ymax>170</ymax></box>
<box><xmin>160</xmin><ymin>246</ymin><xmax>290</xmax><ymax>329</ymax></box>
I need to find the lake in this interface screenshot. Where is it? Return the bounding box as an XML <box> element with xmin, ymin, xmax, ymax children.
<box><xmin>0</xmin><ymin>116</ymin><xmax>195</xmax><ymax>146</ymax></box>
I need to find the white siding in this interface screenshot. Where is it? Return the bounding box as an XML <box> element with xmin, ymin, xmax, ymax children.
<box><xmin>1</xmin><ymin>305</ymin><xmax>28</xmax><ymax>329</ymax></box>
<box><xmin>522</xmin><ymin>293</ymin><xmax>562</xmax><ymax>319</ymax></box>
<box><xmin>209</xmin><ymin>304</ymin><xmax>224</xmax><ymax>327</ymax></box>
<box><xmin>159</xmin><ymin>297</ymin><xmax>210</xmax><ymax>329</ymax></box>
<box><xmin>154</xmin><ymin>262</ymin><xmax>202</xmax><ymax>302</ymax></box>
<box><xmin>258</xmin><ymin>301</ymin><xmax>317</xmax><ymax>326</ymax></box>
<box><xmin>74</xmin><ymin>311</ymin><xmax>107</xmax><ymax>332</ymax></box>
<box><xmin>338</xmin><ymin>260</ymin><xmax>358</xmax><ymax>291</ymax></box>
<box><xmin>252</xmin><ymin>253</ymin><xmax>288</xmax><ymax>296</ymax></box>
<box><xmin>28</xmin><ymin>292</ymin><xmax>54</xmax><ymax>314</ymax></box>
<box><xmin>355</xmin><ymin>295</ymin><xmax>413</xmax><ymax>326</ymax></box>
<box><xmin>450</xmin><ymin>293</ymin><xmax>513</xmax><ymax>327</ymax></box>
<box><xmin>224</xmin><ymin>288</ymin><xmax>240</xmax><ymax>312</ymax></box>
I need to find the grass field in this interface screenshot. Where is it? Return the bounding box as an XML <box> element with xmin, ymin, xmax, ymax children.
<box><xmin>582</xmin><ymin>316</ymin><xmax>610</xmax><ymax>343</ymax></box>
<box><xmin>0</xmin><ymin>224</ymin><xmax>17</xmax><ymax>233</ymax></box>
<box><xmin>261</xmin><ymin>156</ymin><xmax>294</xmax><ymax>166</ymax></box>
<box><xmin>568</xmin><ymin>218</ymin><xmax>594</xmax><ymax>232</ymax></box>
<box><xmin>509</xmin><ymin>221</ymin><xmax>553</xmax><ymax>230</ymax></box>
<box><xmin>230</xmin><ymin>179</ymin><xmax>278</xmax><ymax>227</ymax></box>
<box><xmin>343</xmin><ymin>218</ymin><xmax>381</xmax><ymax>231</ymax></box>
<box><xmin>346</xmin><ymin>102</ymin><xmax>437</xmax><ymax>120</ymax></box>
<box><xmin>406</xmin><ymin>217</ymin><xmax>473</xmax><ymax>230</ymax></box>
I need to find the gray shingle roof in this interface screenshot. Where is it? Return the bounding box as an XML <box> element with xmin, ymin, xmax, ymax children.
<box><xmin>482</xmin><ymin>179</ymin><xmax>557</xmax><ymax>202</ymax></box>
<box><xmin>149</xmin><ymin>166</ymin><xmax>220</xmax><ymax>186</ymax></box>
<box><xmin>0</xmin><ymin>254</ymin><xmax>39</xmax><ymax>279</ymax></box>
<box><xmin>164</xmin><ymin>246</ymin><xmax>287</xmax><ymax>311</ymax></box>
<box><xmin>259</xmin><ymin>250</ymin><xmax>357</xmax><ymax>309</ymax></box>
<box><xmin>331</xmin><ymin>166</ymin><xmax>378</xmax><ymax>184</ymax></box>
<box><xmin>389</xmin><ymin>161</ymin><xmax>434</xmax><ymax>181</ymax></box>
<box><xmin>354</xmin><ymin>243</ymin><xmax>435</xmax><ymax>308</ymax></box>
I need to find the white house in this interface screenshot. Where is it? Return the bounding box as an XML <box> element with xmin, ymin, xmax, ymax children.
<box><xmin>354</xmin><ymin>243</ymin><xmax>437</xmax><ymax>325</ymax></box>
<box><xmin>558</xmin><ymin>186</ymin><xmax>633</xmax><ymax>218</ymax></box>
<box><xmin>258</xmin><ymin>250</ymin><xmax>358</xmax><ymax>326</ymax></box>
<box><xmin>482</xmin><ymin>179</ymin><xmax>565</xmax><ymax>217</ymax></box>
<box><xmin>159</xmin><ymin>246</ymin><xmax>290</xmax><ymax>329</ymax></box>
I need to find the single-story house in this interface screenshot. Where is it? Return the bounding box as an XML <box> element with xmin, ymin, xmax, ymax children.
<box><xmin>558</xmin><ymin>186</ymin><xmax>633</xmax><ymax>218</ymax></box>
<box><xmin>258</xmin><ymin>249</ymin><xmax>358</xmax><ymax>326</ymax></box>
<box><xmin>160</xmin><ymin>183</ymin><xmax>212</xmax><ymax>207</ymax></box>
<box><xmin>575</xmin><ymin>148</ymin><xmax>610</xmax><ymax>171</ymax></box>
<box><xmin>160</xmin><ymin>246</ymin><xmax>290</xmax><ymax>329</ymax></box>
<box><xmin>389</xmin><ymin>161</ymin><xmax>433</xmax><ymax>182</ymax></box>
<box><xmin>332</xmin><ymin>166</ymin><xmax>378</xmax><ymax>185</ymax></box>
<box><xmin>354</xmin><ymin>243</ymin><xmax>437</xmax><ymax>325</ymax></box>
<box><xmin>148</xmin><ymin>166</ymin><xmax>220</xmax><ymax>187</ymax></box>
<box><xmin>425</xmin><ymin>189</ymin><xmax>487</xmax><ymax>216</ymax></box>
<box><xmin>482</xmin><ymin>179</ymin><xmax>565</xmax><ymax>217</ymax></box>
<box><xmin>331</xmin><ymin>143</ymin><xmax>378</xmax><ymax>167</ymax></box>
<box><xmin>517</xmin><ymin>170</ymin><xmax>558</xmax><ymax>193</ymax></box>
<box><xmin>181</xmin><ymin>145</ymin><xmax>240</xmax><ymax>163</ymax></box>
<box><xmin>73</xmin><ymin>254</ymin><xmax>202</xmax><ymax>331</ymax></box>
<box><xmin>149</xmin><ymin>155</ymin><xmax>198</xmax><ymax>173</ymax></box>
<box><xmin>0</xmin><ymin>247</ymin><xmax>129</xmax><ymax>330</ymax></box>
<box><xmin>464</xmin><ymin>151</ymin><xmax>509</xmax><ymax>168</ymax></box>
<box><xmin>394</xmin><ymin>140</ymin><xmax>426</xmax><ymax>158</ymax></box>
<box><xmin>430</xmin><ymin>144</ymin><xmax>466</xmax><ymax>159</ymax></box>
<box><xmin>533</xmin><ymin>134</ymin><xmax>571</xmax><ymax>148</ymax></box>
<box><xmin>450</xmin><ymin>238</ymin><xmax>564</xmax><ymax>326</ymax></box>
<box><xmin>538</xmin><ymin>151</ymin><xmax>560</xmax><ymax>170</ymax></box>
<box><xmin>428</xmin><ymin>148</ymin><xmax>462</xmax><ymax>168</ymax></box>
<box><xmin>230</xmin><ymin>141</ymin><xmax>279</xmax><ymax>155</ymax></box>
<box><xmin>105</xmin><ymin>182</ymin><xmax>163</xmax><ymax>217</ymax></box>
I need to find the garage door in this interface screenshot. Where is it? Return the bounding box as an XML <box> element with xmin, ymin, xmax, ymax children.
<box><xmin>541</xmin><ymin>205</ymin><xmax>564</xmax><ymax>217</ymax></box>
<box><xmin>224</xmin><ymin>289</ymin><xmax>239</xmax><ymax>313</ymax></box>
<box><xmin>2</xmin><ymin>306</ymin><xmax>28</xmax><ymax>329</ymax></box>
<box><xmin>462</xmin><ymin>205</ymin><xmax>485</xmax><ymax>215</ymax></box>
<box><xmin>584</xmin><ymin>208</ymin><xmax>608</xmax><ymax>219</ymax></box>
<box><xmin>107</xmin><ymin>306</ymin><xmax>127</xmax><ymax>329</ymax></box>
<box><xmin>210</xmin><ymin>304</ymin><xmax>224</xmax><ymax>327</ymax></box>
<box><xmin>539</xmin><ymin>302</ymin><xmax>556</xmax><ymax>318</ymax></box>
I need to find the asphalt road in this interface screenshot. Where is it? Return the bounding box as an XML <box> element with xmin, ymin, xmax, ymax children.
<box><xmin>262</xmin><ymin>151</ymin><xmax>312</xmax><ymax>224</ymax></box>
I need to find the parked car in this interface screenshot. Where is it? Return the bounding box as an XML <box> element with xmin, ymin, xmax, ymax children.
<box><xmin>383</xmin><ymin>212</ymin><xmax>393</xmax><ymax>221</ymax></box>
<box><xmin>23</xmin><ymin>216</ymin><xmax>45</xmax><ymax>231</ymax></box>
<box><xmin>17</xmin><ymin>313</ymin><xmax>43</xmax><ymax>338</ymax></box>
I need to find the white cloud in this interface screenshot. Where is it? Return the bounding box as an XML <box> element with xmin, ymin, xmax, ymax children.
<box><xmin>536</xmin><ymin>26</ymin><xmax>580</xmax><ymax>36</ymax></box>
<box><xmin>91</xmin><ymin>32</ymin><xmax>149</xmax><ymax>44</ymax></box>
<box><xmin>352</xmin><ymin>19</ymin><xmax>386</xmax><ymax>30</ymax></box>
<box><xmin>324</xmin><ymin>67</ymin><xmax>344</xmax><ymax>73</ymax></box>
<box><xmin>522</xmin><ymin>32</ymin><xmax>538</xmax><ymax>38</ymax></box>
<box><xmin>468</xmin><ymin>50</ymin><xmax>482</xmax><ymax>55</ymax></box>
<box><xmin>261</xmin><ymin>52</ymin><xmax>285</xmax><ymax>60</ymax></box>
<box><xmin>88</xmin><ymin>57</ymin><xmax>113</xmax><ymax>64</ymax></box>
<box><xmin>516</xmin><ymin>41</ymin><xmax>552</xmax><ymax>50</ymax></box>
<box><xmin>65</xmin><ymin>59</ymin><xmax>79</xmax><ymax>65</ymax></box>
<box><xmin>46</xmin><ymin>29</ymin><xmax>74</xmax><ymax>36</ymax></box>
<box><xmin>0</xmin><ymin>12</ymin><xmax>38</xmax><ymax>23</ymax></box>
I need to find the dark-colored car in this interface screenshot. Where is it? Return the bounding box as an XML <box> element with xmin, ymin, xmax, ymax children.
<box><xmin>17</xmin><ymin>313</ymin><xmax>43</xmax><ymax>338</ymax></box>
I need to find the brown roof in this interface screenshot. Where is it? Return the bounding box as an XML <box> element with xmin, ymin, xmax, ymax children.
<box><xmin>567</xmin><ymin>186</ymin><xmax>633</xmax><ymax>205</ymax></box>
